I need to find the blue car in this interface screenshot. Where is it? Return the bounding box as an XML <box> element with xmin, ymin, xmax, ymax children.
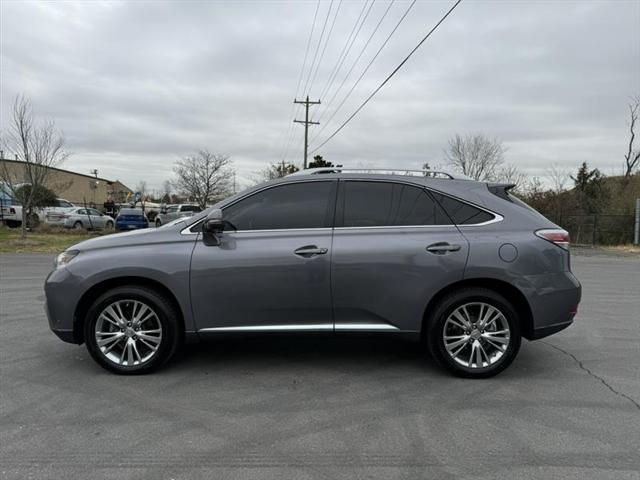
<box><xmin>115</xmin><ymin>207</ymin><xmax>149</xmax><ymax>231</ymax></box>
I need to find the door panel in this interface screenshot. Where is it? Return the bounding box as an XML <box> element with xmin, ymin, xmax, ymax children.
<box><xmin>330</xmin><ymin>179</ymin><xmax>469</xmax><ymax>332</ymax></box>
<box><xmin>331</xmin><ymin>227</ymin><xmax>468</xmax><ymax>331</ymax></box>
<box><xmin>189</xmin><ymin>179</ymin><xmax>338</xmax><ymax>331</ymax></box>
<box><xmin>190</xmin><ymin>229</ymin><xmax>333</xmax><ymax>330</ymax></box>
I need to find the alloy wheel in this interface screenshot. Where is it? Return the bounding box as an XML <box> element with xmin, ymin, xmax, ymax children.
<box><xmin>94</xmin><ymin>300</ymin><xmax>163</xmax><ymax>367</ymax></box>
<box><xmin>442</xmin><ymin>302</ymin><xmax>511</xmax><ymax>369</ymax></box>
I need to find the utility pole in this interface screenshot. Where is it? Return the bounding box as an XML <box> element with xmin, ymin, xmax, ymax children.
<box><xmin>294</xmin><ymin>96</ymin><xmax>320</xmax><ymax>169</ymax></box>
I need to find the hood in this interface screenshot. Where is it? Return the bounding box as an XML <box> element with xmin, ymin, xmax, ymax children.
<box><xmin>67</xmin><ymin>220</ymin><xmax>187</xmax><ymax>252</ymax></box>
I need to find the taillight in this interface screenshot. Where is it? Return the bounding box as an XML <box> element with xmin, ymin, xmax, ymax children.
<box><xmin>535</xmin><ymin>229</ymin><xmax>570</xmax><ymax>250</ymax></box>
<box><xmin>10</xmin><ymin>207</ymin><xmax>15</xmax><ymax>214</ymax></box>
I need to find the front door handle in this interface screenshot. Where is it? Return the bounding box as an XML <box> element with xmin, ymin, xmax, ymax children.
<box><xmin>294</xmin><ymin>245</ymin><xmax>328</xmax><ymax>258</ymax></box>
<box><xmin>426</xmin><ymin>242</ymin><xmax>461</xmax><ymax>254</ymax></box>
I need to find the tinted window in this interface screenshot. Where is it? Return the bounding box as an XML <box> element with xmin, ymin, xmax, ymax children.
<box><xmin>430</xmin><ymin>192</ymin><xmax>494</xmax><ymax>225</ymax></box>
<box><xmin>76</xmin><ymin>209</ymin><xmax>87</xmax><ymax>215</ymax></box>
<box><xmin>119</xmin><ymin>208</ymin><xmax>143</xmax><ymax>216</ymax></box>
<box><xmin>180</xmin><ymin>205</ymin><xmax>201</xmax><ymax>212</ymax></box>
<box><xmin>223</xmin><ymin>181</ymin><xmax>335</xmax><ymax>231</ymax></box>
<box><xmin>167</xmin><ymin>206</ymin><xmax>179</xmax><ymax>213</ymax></box>
<box><xmin>89</xmin><ymin>209</ymin><xmax>101</xmax><ymax>215</ymax></box>
<box><xmin>338</xmin><ymin>181</ymin><xmax>449</xmax><ymax>227</ymax></box>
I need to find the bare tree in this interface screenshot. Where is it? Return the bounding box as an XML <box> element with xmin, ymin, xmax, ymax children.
<box><xmin>444</xmin><ymin>133</ymin><xmax>505</xmax><ymax>181</ymax></box>
<box><xmin>173</xmin><ymin>150</ymin><xmax>233</xmax><ymax>209</ymax></box>
<box><xmin>254</xmin><ymin>161</ymin><xmax>299</xmax><ymax>183</ymax></box>
<box><xmin>0</xmin><ymin>95</ymin><xmax>70</xmax><ymax>238</ymax></box>
<box><xmin>496</xmin><ymin>163</ymin><xmax>527</xmax><ymax>187</ymax></box>
<box><xmin>162</xmin><ymin>180</ymin><xmax>172</xmax><ymax>203</ymax></box>
<box><xmin>545</xmin><ymin>164</ymin><xmax>570</xmax><ymax>193</ymax></box>
<box><xmin>623</xmin><ymin>95</ymin><xmax>640</xmax><ymax>178</ymax></box>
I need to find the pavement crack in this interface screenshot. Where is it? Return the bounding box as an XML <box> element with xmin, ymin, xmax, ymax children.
<box><xmin>541</xmin><ymin>341</ymin><xmax>640</xmax><ymax>411</ymax></box>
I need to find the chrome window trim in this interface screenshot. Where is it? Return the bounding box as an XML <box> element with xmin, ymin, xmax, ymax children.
<box><xmin>180</xmin><ymin>178</ymin><xmax>504</xmax><ymax>234</ymax></box>
<box><xmin>337</xmin><ymin>178</ymin><xmax>504</xmax><ymax>228</ymax></box>
<box><xmin>333</xmin><ymin>225</ymin><xmax>457</xmax><ymax>231</ymax></box>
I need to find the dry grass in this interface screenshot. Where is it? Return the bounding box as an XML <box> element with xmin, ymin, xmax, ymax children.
<box><xmin>601</xmin><ymin>244</ymin><xmax>640</xmax><ymax>255</ymax></box>
<box><xmin>0</xmin><ymin>225</ymin><xmax>112</xmax><ymax>253</ymax></box>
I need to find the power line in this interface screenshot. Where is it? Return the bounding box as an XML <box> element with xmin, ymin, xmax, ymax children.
<box><xmin>307</xmin><ymin>0</ymin><xmax>344</xmax><ymax>97</ymax></box>
<box><xmin>310</xmin><ymin>0</ymin><xmax>414</xmax><ymax>145</ymax></box>
<box><xmin>311</xmin><ymin>0</ymin><xmax>397</xmax><ymax>127</ymax></box>
<box><xmin>316</xmin><ymin>0</ymin><xmax>376</xmax><ymax>105</ymax></box>
<box><xmin>310</xmin><ymin>0</ymin><xmax>463</xmax><ymax>154</ymax></box>
<box><xmin>279</xmin><ymin>0</ymin><xmax>321</xmax><ymax>162</ymax></box>
<box><xmin>301</xmin><ymin>0</ymin><xmax>335</xmax><ymax>98</ymax></box>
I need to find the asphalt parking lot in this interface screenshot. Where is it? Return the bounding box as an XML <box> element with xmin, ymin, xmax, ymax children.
<box><xmin>1</xmin><ymin>250</ymin><xmax>639</xmax><ymax>479</ymax></box>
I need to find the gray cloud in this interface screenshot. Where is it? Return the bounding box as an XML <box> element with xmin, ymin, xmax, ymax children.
<box><xmin>1</xmin><ymin>0</ymin><xmax>638</xmax><ymax>191</ymax></box>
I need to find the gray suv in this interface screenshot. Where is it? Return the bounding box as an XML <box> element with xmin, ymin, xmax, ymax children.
<box><xmin>155</xmin><ymin>204</ymin><xmax>202</xmax><ymax>227</ymax></box>
<box><xmin>45</xmin><ymin>168</ymin><xmax>581</xmax><ymax>377</ymax></box>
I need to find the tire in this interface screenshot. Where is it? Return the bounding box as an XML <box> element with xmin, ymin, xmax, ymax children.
<box><xmin>155</xmin><ymin>219</ymin><xmax>161</xmax><ymax>228</ymax></box>
<box><xmin>83</xmin><ymin>286</ymin><xmax>181</xmax><ymax>375</ymax></box>
<box><xmin>27</xmin><ymin>212</ymin><xmax>40</xmax><ymax>228</ymax></box>
<box><xmin>73</xmin><ymin>221</ymin><xmax>83</xmax><ymax>230</ymax></box>
<box><xmin>5</xmin><ymin>220</ymin><xmax>20</xmax><ymax>228</ymax></box>
<box><xmin>105</xmin><ymin>220</ymin><xmax>114</xmax><ymax>230</ymax></box>
<box><xmin>426</xmin><ymin>287</ymin><xmax>521</xmax><ymax>378</ymax></box>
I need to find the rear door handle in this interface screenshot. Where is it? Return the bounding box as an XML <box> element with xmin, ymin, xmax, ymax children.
<box><xmin>426</xmin><ymin>242</ymin><xmax>461</xmax><ymax>254</ymax></box>
<box><xmin>294</xmin><ymin>245</ymin><xmax>328</xmax><ymax>258</ymax></box>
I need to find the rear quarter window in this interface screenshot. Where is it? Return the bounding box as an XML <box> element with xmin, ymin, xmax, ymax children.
<box><xmin>430</xmin><ymin>192</ymin><xmax>495</xmax><ymax>225</ymax></box>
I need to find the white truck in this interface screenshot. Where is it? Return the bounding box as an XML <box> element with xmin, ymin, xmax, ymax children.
<box><xmin>1</xmin><ymin>198</ymin><xmax>76</xmax><ymax>228</ymax></box>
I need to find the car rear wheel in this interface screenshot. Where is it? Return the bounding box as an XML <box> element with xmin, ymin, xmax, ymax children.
<box><xmin>426</xmin><ymin>288</ymin><xmax>521</xmax><ymax>378</ymax></box>
<box><xmin>84</xmin><ymin>286</ymin><xmax>181</xmax><ymax>374</ymax></box>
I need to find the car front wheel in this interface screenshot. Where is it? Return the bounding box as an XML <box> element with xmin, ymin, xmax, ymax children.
<box><xmin>84</xmin><ymin>286</ymin><xmax>181</xmax><ymax>374</ymax></box>
<box><xmin>426</xmin><ymin>288</ymin><xmax>521</xmax><ymax>378</ymax></box>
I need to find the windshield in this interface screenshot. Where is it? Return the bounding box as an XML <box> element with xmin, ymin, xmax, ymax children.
<box><xmin>119</xmin><ymin>208</ymin><xmax>144</xmax><ymax>216</ymax></box>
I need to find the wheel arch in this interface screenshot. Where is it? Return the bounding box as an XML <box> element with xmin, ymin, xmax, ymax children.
<box><xmin>421</xmin><ymin>278</ymin><xmax>534</xmax><ymax>340</ymax></box>
<box><xmin>73</xmin><ymin>276</ymin><xmax>185</xmax><ymax>344</ymax></box>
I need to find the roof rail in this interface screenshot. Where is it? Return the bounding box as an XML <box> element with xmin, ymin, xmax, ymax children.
<box><xmin>288</xmin><ymin>167</ymin><xmax>471</xmax><ymax>180</ymax></box>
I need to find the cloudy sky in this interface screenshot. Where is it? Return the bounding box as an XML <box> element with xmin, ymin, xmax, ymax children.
<box><xmin>1</xmin><ymin>0</ymin><xmax>638</xmax><ymax>192</ymax></box>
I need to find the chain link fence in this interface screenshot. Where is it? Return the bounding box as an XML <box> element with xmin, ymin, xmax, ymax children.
<box><xmin>542</xmin><ymin>212</ymin><xmax>636</xmax><ymax>246</ymax></box>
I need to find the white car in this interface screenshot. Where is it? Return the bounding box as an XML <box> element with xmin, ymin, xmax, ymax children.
<box><xmin>61</xmin><ymin>207</ymin><xmax>114</xmax><ymax>230</ymax></box>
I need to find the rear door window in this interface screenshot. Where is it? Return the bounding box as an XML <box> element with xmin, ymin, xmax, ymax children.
<box><xmin>336</xmin><ymin>181</ymin><xmax>450</xmax><ymax>227</ymax></box>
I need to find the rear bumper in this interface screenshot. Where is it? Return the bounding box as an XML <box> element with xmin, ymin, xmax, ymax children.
<box><xmin>530</xmin><ymin>320</ymin><xmax>573</xmax><ymax>340</ymax></box>
<box><xmin>524</xmin><ymin>271</ymin><xmax>581</xmax><ymax>340</ymax></box>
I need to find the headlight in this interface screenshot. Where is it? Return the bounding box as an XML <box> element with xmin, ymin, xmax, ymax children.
<box><xmin>55</xmin><ymin>250</ymin><xmax>79</xmax><ymax>268</ymax></box>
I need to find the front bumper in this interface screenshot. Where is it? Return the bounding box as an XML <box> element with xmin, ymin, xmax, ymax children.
<box><xmin>44</xmin><ymin>266</ymin><xmax>83</xmax><ymax>344</ymax></box>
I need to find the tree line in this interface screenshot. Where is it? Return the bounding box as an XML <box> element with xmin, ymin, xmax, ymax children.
<box><xmin>2</xmin><ymin>94</ymin><xmax>639</xmax><ymax>240</ymax></box>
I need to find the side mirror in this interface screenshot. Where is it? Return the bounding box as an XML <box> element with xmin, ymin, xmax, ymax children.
<box><xmin>202</xmin><ymin>208</ymin><xmax>223</xmax><ymax>246</ymax></box>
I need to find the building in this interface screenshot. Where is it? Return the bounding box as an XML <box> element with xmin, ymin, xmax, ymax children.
<box><xmin>0</xmin><ymin>156</ymin><xmax>133</xmax><ymax>207</ymax></box>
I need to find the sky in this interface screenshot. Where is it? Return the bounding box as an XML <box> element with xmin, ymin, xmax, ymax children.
<box><xmin>1</xmin><ymin>0</ymin><xmax>639</xmax><ymax>193</ymax></box>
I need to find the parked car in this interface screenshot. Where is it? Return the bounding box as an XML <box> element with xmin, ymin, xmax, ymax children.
<box><xmin>155</xmin><ymin>204</ymin><xmax>202</xmax><ymax>227</ymax></box>
<box><xmin>1</xmin><ymin>198</ymin><xmax>76</xmax><ymax>228</ymax></box>
<box><xmin>61</xmin><ymin>208</ymin><xmax>114</xmax><ymax>230</ymax></box>
<box><xmin>115</xmin><ymin>208</ymin><xmax>149</xmax><ymax>231</ymax></box>
<box><xmin>45</xmin><ymin>168</ymin><xmax>581</xmax><ymax>377</ymax></box>
<box><xmin>43</xmin><ymin>199</ymin><xmax>78</xmax><ymax>226</ymax></box>
<box><xmin>1</xmin><ymin>202</ymin><xmax>21</xmax><ymax>228</ymax></box>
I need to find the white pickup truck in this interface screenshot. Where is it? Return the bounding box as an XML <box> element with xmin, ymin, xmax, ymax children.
<box><xmin>1</xmin><ymin>198</ymin><xmax>76</xmax><ymax>228</ymax></box>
